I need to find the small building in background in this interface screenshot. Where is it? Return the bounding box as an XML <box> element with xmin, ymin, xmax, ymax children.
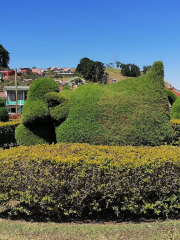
<box><xmin>4</xmin><ymin>86</ymin><xmax>29</xmax><ymax>114</ymax></box>
<box><xmin>0</xmin><ymin>70</ymin><xmax>15</xmax><ymax>78</ymax></box>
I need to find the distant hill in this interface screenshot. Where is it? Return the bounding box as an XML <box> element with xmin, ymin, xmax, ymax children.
<box><xmin>105</xmin><ymin>68</ymin><xmax>131</xmax><ymax>83</ymax></box>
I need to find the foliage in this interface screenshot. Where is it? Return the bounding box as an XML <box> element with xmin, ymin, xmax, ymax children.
<box><xmin>120</xmin><ymin>63</ymin><xmax>141</xmax><ymax>77</ymax></box>
<box><xmin>170</xmin><ymin>119</ymin><xmax>180</xmax><ymax>146</ymax></box>
<box><xmin>0</xmin><ymin>122</ymin><xmax>19</xmax><ymax>147</ymax></box>
<box><xmin>165</xmin><ymin>89</ymin><xmax>177</xmax><ymax>106</ymax></box>
<box><xmin>15</xmin><ymin>78</ymin><xmax>59</xmax><ymax>146</ymax></box>
<box><xmin>143</xmin><ymin>65</ymin><xmax>152</xmax><ymax>74</ymax></box>
<box><xmin>170</xmin><ymin>97</ymin><xmax>180</xmax><ymax>119</ymax></box>
<box><xmin>0</xmin><ymin>107</ymin><xmax>9</xmax><ymax>122</ymax></box>
<box><xmin>56</xmin><ymin>61</ymin><xmax>172</xmax><ymax>146</ymax></box>
<box><xmin>1</xmin><ymin>143</ymin><xmax>180</xmax><ymax>219</ymax></box>
<box><xmin>0</xmin><ymin>44</ymin><xmax>10</xmax><ymax>69</ymax></box>
<box><xmin>0</xmin><ymin>96</ymin><xmax>5</xmax><ymax>107</ymax></box>
<box><xmin>75</xmin><ymin>57</ymin><xmax>107</xmax><ymax>83</ymax></box>
<box><xmin>0</xmin><ymin>97</ymin><xmax>8</xmax><ymax>122</ymax></box>
<box><xmin>62</xmin><ymin>86</ymin><xmax>72</xmax><ymax>90</ymax></box>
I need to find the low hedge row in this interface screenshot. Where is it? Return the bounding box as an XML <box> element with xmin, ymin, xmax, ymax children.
<box><xmin>1</xmin><ymin>143</ymin><xmax>180</xmax><ymax>220</ymax></box>
<box><xmin>0</xmin><ymin>122</ymin><xmax>20</xmax><ymax>147</ymax></box>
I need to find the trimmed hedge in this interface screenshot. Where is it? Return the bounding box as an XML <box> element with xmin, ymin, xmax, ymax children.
<box><xmin>56</xmin><ymin>61</ymin><xmax>172</xmax><ymax>146</ymax></box>
<box><xmin>1</xmin><ymin>143</ymin><xmax>180</xmax><ymax>219</ymax></box>
<box><xmin>0</xmin><ymin>97</ymin><xmax>5</xmax><ymax>107</ymax></box>
<box><xmin>170</xmin><ymin>119</ymin><xmax>180</xmax><ymax>146</ymax></box>
<box><xmin>171</xmin><ymin>97</ymin><xmax>180</xmax><ymax>119</ymax></box>
<box><xmin>0</xmin><ymin>122</ymin><xmax>20</xmax><ymax>147</ymax></box>
<box><xmin>16</xmin><ymin>62</ymin><xmax>172</xmax><ymax>147</ymax></box>
<box><xmin>165</xmin><ymin>89</ymin><xmax>177</xmax><ymax>106</ymax></box>
<box><xmin>0</xmin><ymin>107</ymin><xmax>9</xmax><ymax>122</ymax></box>
<box><xmin>15</xmin><ymin>78</ymin><xmax>59</xmax><ymax>146</ymax></box>
<box><xmin>0</xmin><ymin>97</ymin><xmax>8</xmax><ymax>122</ymax></box>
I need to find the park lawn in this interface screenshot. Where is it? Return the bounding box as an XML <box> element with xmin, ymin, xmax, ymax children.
<box><xmin>0</xmin><ymin>219</ymin><xmax>180</xmax><ymax>240</ymax></box>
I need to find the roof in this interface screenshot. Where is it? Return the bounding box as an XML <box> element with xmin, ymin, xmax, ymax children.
<box><xmin>4</xmin><ymin>86</ymin><xmax>30</xmax><ymax>91</ymax></box>
<box><xmin>166</xmin><ymin>87</ymin><xmax>180</xmax><ymax>97</ymax></box>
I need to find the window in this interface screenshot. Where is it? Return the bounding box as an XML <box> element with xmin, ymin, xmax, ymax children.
<box><xmin>8</xmin><ymin>91</ymin><xmax>15</xmax><ymax>101</ymax></box>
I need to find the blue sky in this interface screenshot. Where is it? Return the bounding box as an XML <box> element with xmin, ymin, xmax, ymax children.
<box><xmin>1</xmin><ymin>0</ymin><xmax>180</xmax><ymax>89</ymax></box>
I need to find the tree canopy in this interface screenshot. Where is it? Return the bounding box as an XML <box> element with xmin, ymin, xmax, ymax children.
<box><xmin>120</xmin><ymin>63</ymin><xmax>141</xmax><ymax>77</ymax></box>
<box><xmin>75</xmin><ymin>57</ymin><xmax>108</xmax><ymax>84</ymax></box>
<box><xmin>143</xmin><ymin>65</ymin><xmax>152</xmax><ymax>74</ymax></box>
<box><xmin>0</xmin><ymin>44</ymin><xmax>10</xmax><ymax>69</ymax></box>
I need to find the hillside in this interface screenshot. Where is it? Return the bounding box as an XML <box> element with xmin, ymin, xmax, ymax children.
<box><xmin>105</xmin><ymin>68</ymin><xmax>131</xmax><ymax>83</ymax></box>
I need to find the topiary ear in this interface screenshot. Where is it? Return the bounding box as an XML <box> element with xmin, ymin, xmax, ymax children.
<box><xmin>46</xmin><ymin>92</ymin><xmax>64</xmax><ymax>108</ymax></box>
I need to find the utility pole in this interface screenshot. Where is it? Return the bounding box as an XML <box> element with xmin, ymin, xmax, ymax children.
<box><xmin>15</xmin><ymin>68</ymin><xmax>18</xmax><ymax>115</ymax></box>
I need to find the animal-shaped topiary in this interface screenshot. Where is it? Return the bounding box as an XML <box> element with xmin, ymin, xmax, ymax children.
<box><xmin>0</xmin><ymin>97</ymin><xmax>8</xmax><ymax>122</ymax></box>
<box><xmin>16</xmin><ymin>62</ymin><xmax>172</xmax><ymax>146</ymax></box>
<box><xmin>15</xmin><ymin>78</ymin><xmax>60</xmax><ymax>145</ymax></box>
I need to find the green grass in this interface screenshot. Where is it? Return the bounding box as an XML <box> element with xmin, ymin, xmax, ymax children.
<box><xmin>0</xmin><ymin>219</ymin><xmax>180</xmax><ymax>239</ymax></box>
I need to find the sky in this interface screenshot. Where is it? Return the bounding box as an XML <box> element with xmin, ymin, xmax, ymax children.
<box><xmin>1</xmin><ymin>0</ymin><xmax>180</xmax><ymax>89</ymax></box>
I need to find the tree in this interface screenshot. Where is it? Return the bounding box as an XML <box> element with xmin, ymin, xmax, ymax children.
<box><xmin>75</xmin><ymin>57</ymin><xmax>107</xmax><ymax>83</ymax></box>
<box><xmin>0</xmin><ymin>44</ymin><xmax>10</xmax><ymax>69</ymax></box>
<box><xmin>143</xmin><ymin>65</ymin><xmax>152</xmax><ymax>74</ymax></box>
<box><xmin>115</xmin><ymin>61</ymin><xmax>121</xmax><ymax>68</ymax></box>
<box><xmin>121</xmin><ymin>63</ymin><xmax>141</xmax><ymax>77</ymax></box>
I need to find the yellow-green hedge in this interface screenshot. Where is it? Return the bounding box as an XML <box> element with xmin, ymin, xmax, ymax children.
<box><xmin>1</xmin><ymin>143</ymin><xmax>180</xmax><ymax>219</ymax></box>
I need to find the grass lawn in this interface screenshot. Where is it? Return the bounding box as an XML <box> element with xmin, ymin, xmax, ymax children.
<box><xmin>0</xmin><ymin>219</ymin><xmax>180</xmax><ymax>240</ymax></box>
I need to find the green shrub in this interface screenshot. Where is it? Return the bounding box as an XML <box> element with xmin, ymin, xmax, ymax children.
<box><xmin>62</xmin><ymin>86</ymin><xmax>72</xmax><ymax>90</ymax></box>
<box><xmin>0</xmin><ymin>97</ymin><xmax>8</xmax><ymax>122</ymax></box>
<box><xmin>165</xmin><ymin>89</ymin><xmax>177</xmax><ymax>106</ymax></box>
<box><xmin>170</xmin><ymin>119</ymin><xmax>180</xmax><ymax>145</ymax></box>
<box><xmin>15</xmin><ymin>122</ymin><xmax>56</xmax><ymax>146</ymax></box>
<box><xmin>15</xmin><ymin>78</ymin><xmax>59</xmax><ymax>146</ymax></box>
<box><xmin>22</xmin><ymin>100</ymin><xmax>49</xmax><ymax>125</ymax></box>
<box><xmin>171</xmin><ymin>97</ymin><xmax>180</xmax><ymax>119</ymax></box>
<box><xmin>56</xmin><ymin>61</ymin><xmax>172</xmax><ymax>146</ymax></box>
<box><xmin>27</xmin><ymin>77</ymin><xmax>59</xmax><ymax>101</ymax></box>
<box><xmin>1</xmin><ymin>143</ymin><xmax>180</xmax><ymax>220</ymax></box>
<box><xmin>0</xmin><ymin>107</ymin><xmax>9</xmax><ymax>122</ymax></box>
<box><xmin>0</xmin><ymin>97</ymin><xmax>5</xmax><ymax>107</ymax></box>
<box><xmin>0</xmin><ymin>122</ymin><xmax>19</xmax><ymax>147</ymax></box>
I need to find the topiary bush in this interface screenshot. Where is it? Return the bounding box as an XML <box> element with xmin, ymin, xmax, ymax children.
<box><xmin>171</xmin><ymin>97</ymin><xmax>180</xmax><ymax>119</ymax></box>
<box><xmin>0</xmin><ymin>122</ymin><xmax>19</xmax><ymax>147</ymax></box>
<box><xmin>15</xmin><ymin>78</ymin><xmax>59</xmax><ymax>146</ymax></box>
<box><xmin>165</xmin><ymin>89</ymin><xmax>177</xmax><ymax>106</ymax></box>
<box><xmin>0</xmin><ymin>97</ymin><xmax>8</xmax><ymax>122</ymax></box>
<box><xmin>56</xmin><ymin>61</ymin><xmax>172</xmax><ymax>146</ymax></box>
<box><xmin>16</xmin><ymin>62</ymin><xmax>172</xmax><ymax>147</ymax></box>
<box><xmin>1</xmin><ymin>144</ymin><xmax>180</xmax><ymax>220</ymax></box>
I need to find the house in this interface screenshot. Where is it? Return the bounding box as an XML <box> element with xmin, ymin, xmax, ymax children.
<box><xmin>0</xmin><ymin>70</ymin><xmax>15</xmax><ymax>78</ymax></box>
<box><xmin>50</xmin><ymin>67</ymin><xmax>72</xmax><ymax>74</ymax></box>
<box><xmin>4</xmin><ymin>86</ymin><xmax>29</xmax><ymax>114</ymax></box>
<box><xmin>32</xmin><ymin>68</ymin><xmax>45</xmax><ymax>75</ymax></box>
<box><xmin>19</xmin><ymin>68</ymin><xmax>32</xmax><ymax>74</ymax></box>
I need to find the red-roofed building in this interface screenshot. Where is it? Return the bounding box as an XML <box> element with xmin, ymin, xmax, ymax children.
<box><xmin>0</xmin><ymin>70</ymin><xmax>15</xmax><ymax>78</ymax></box>
<box><xmin>166</xmin><ymin>87</ymin><xmax>180</xmax><ymax>97</ymax></box>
